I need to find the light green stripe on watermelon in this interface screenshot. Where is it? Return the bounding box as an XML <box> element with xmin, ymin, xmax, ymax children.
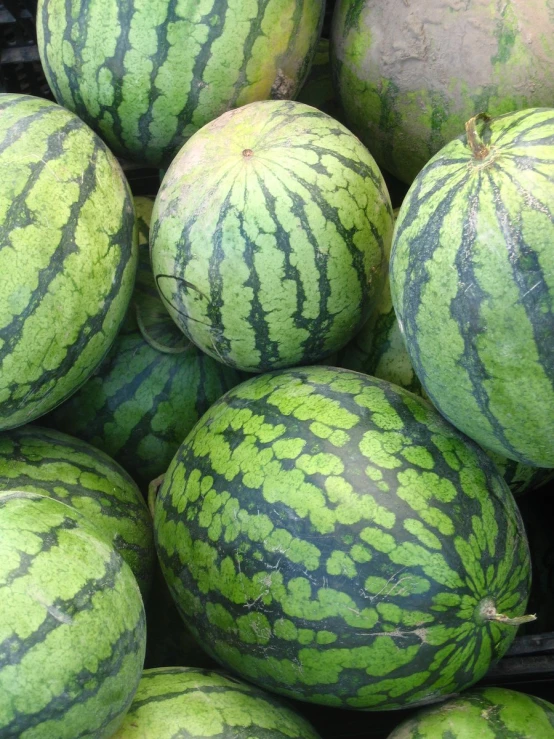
<box><xmin>37</xmin><ymin>0</ymin><xmax>325</xmax><ymax>167</ymax></box>
<box><xmin>387</xmin><ymin>687</ymin><xmax>554</xmax><ymax>738</ymax></box>
<box><xmin>113</xmin><ymin>667</ymin><xmax>321</xmax><ymax>738</ymax></box>
<box><xmin>0</xmin><ymin>491</ymin><xmax>146</xmax><ymax>738</ymax></box>
<box><xmin>331</xmin><ymin>0</ymin><xmax>554</xmax><ymax>183</ymax></box>
<box><xmin>151</xmin><ymin>99</ymin><xmax>393</xmax><ymax>373</ymax></box>
<box><xmin>0</xmin><ymin>93</ymin><xmax>137</xmax><ymax>431</ymax></box>
<box><xmin>154</xmin><ymin>366</ymin><xmax>531</xmax><ymax>710</ymax></box>
<box><xmin>0</xmin><ymin>425</ymin><xmax>154</xmax><ymax>597</ymax></box>
<box><xmin>45</xmin><ymin>196</ymin><xmax>245</xmax><ymax>490</ymax></box>
<box><xmin>390</xmin><ymin>108</ymin><xmax>554</xmax><ymax>467</ymax></box>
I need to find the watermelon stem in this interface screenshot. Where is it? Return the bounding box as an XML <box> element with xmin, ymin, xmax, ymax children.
<box><xmin>465</xmin><ymin>113</ymin><xmax>492</xmax><ymax>160</ymax></box>
<box><xmin>480</xmin><ymin>599</ymin><xmax>536</xmax><ymax>626</ymax></box>
<box><xmin>148</xmin><ymin>474</ymin><xmax>165</xmax><ymax>518</ymax></box>
<box><xmin>135</xmin><ymin>303</ymin><xmax>191</xmax><ymax>355</ymax></box>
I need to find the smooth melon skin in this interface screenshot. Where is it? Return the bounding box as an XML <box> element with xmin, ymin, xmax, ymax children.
<box><xmin>331</xmin><ymin>0</ymin><xmax>554</xmax><ymax>184</ymax></box>
<box><xmin>0</xmin><ymin>93</ymin><xmax>137</xmax><ymax>431</ymax></box>
<box><xmin>0</xmin><ymin>425</ymin><xmax>155</xmax><ymax>599</ymax></box>
<box><xmin>151</xmin><ymin>100</ymin><xmax>393</xmax><ymax>373</ymax></box>
<box><xmin>387</xmin><ymin>687</ymin><xmax>554</xmax><ymax>738</ymax></box>
<box><xmin>112</xmin><ymin>667</ymin><xmax>322</xmax><ymax>739</ymax></box>
<box><xmin>37</xmin><ymin>0</ymin><xmax>325</xmax><ymax>167</ymax></box>
<box><xmin>154</xmin><ymin>366</ymin><xmax>532</xmax><ymax>710</ymax></box>
<box><xmin>390</xmin><ymin>108</ymin><xmax>554</xmax><ymax>468</ymax></box>
<box><xmin>0</xmin><ymin>492</ymin><xmax>146</xmax><ymax>739</ymax></box>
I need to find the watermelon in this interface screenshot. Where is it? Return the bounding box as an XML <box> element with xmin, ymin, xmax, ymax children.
<box><xmin>331</xmin><ymin>0</ymin><xmax>554</xmax><ymax>183</ymax></box>
<box><xmin>112</xmin><ymin>667</ymin><xmax>321</xmax><ymax>738</ymax></box>
<box><xmin>387</xmin><ymin>687</ymin><xmax>554</xmax><ymax>738</ymax></box>
<box><xmin>46</xmin><ymin>197</ymin><xmax>245</xmax><ymax>490</ymax></box>
<box><xmin>0</xmin><ymin>491</ymin><xmax>146</xmax><ymax>737</ymax></box>
<box><xmin>37</xmin><ymin>0</ymin><xmax>325</xmax><ymax>167</ymax></box>
<box><xmin>390</xmin><ymin>108</ymin><xmax>554</xmax><ymax>468</ymax></box>
<box><xmin>0</xmin><ymin>425</ymin><xmax>154</xmax><ymax>598</ymax></box>
<box><xmin>154</xmin><ymin>366</ymin><xmax>532</xmax><ymax>710</ymax></box>
<box><xmin>0</xmin><ymin>93</ymin><xmax>137</xmax><ymax>431</ymax></box>
<box><xmin>151</xmin><ymin>100</ymin><xmax>393</xmax><ymax>373</ymax></box>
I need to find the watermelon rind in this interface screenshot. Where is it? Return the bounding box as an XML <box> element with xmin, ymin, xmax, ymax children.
<box><xmin>0</xmin><ymin>491</ymin><xmax>146</xmax><ymax>738</ymax></box>
<box><xmin>0</xmin><ymin>93</ymin><xmax>137</xmax><ymax>431</ymax></box>
<box><xmin>387</xmin><ymin>686</ymin><xmax>554</xmax><ymax>737</ymax></box>
<box><xmin>112</xmin><ymin>667</ymin><xmax>321</xmax><ymax>738</ymax></box>
<box><xmin>0</xmin><ymin>425</ymin><xmax>154</xmax><ymax>598</ymax></box>
<box><xmin>37</xmin><ymin>0</ymin><xmax>326</xmax><ymax>167</ymax></box>
<box><xmin>154</xmin><ymin>365</ymin><xmax>532</xmax><ymax>710</ymax></box>
<box><xmin>151</xmin><ymin>99</ymin><xmax>393</xmax><ymax>373</ymax></box>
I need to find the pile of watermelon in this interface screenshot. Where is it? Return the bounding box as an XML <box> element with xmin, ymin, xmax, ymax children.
<box><xmin>1</xmin><ymin>0</ymin><xmax>554</xmax><ymax>736</ymax></box>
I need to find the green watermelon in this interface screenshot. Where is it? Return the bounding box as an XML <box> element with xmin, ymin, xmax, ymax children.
<box><xmin>296</xmin><ymin>38</ymin><xmax>344</xmax><ymax>122</ymax></box>
<box><xmin>331</xmin><ymin>0</ymin><xmax>554</xmax><ymax>183</ymax></box>
<box><xmin>0</xmin><ymin>93</ymin><xmax>137</xmax><ymax>431</ymax></box>
<box><xmin>46</xmin><ymin>197</ymin><xmax>245</xmax><ymax>490</ymax></box>
<box><xmin>154</xmin><ymin>366</ymin><xmax>532</xmax><ymax>710</ymax></box>
<box><xmin>112</xmin><ymin>667</ymin><xmax>321</xmax><ymax>738</ymax></box>
<box><xmin>390</xmin><ymin>108</ymin><xmax>554</xmax><ymax>468</ymax></box>
<box><xmin>37</xmin><ymin>0</ymin><xmax>325</xmax><ymax>167</ymax></box>
<box><xmin>0</xmin><ymin>491</ymin><xmax>146</xmax><ymax>737</ymax></box>
<box><xmin>387</xmin><ymin>687</ymin><xmax>554</xmax><ymax>738</ymax></box>
<box><xmin>0</xmin><ymin>425</ymin><xmax>154</xmax><ymax>598</ymax></box>
<box><xmin>151</xmin><ymin>100</ymin><xmax>393</xmax><ymax>373</ymax></box>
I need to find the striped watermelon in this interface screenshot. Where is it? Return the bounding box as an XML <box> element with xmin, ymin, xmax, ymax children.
<box><xmin>0</xmin><ymin>491</ymin><xmax>146</xmax><ymax>737</ymax></box>
<box><xmin>390</xmin><ymin>108</ymin><xmax>554</xmax><ymax>468</ymax></box>
<box><xmin>46</xmin><ymin>197</ymin><xmax>245</xmax><ymax>490</ymax></box>
<box><xmin>0</xmin><ymin>425</ymin><xmax>154</xmax><ymax>598</ymax></box>
<box><xmin>154</xmin><ymin>366</ymin><xmax>532</xmax><ymax>710</ymax></box>
<box><xmin>112</xmin><ymin>667</ymin><xmax>321</xmax><ymax>738</ymax></box>
<box><xmin>0</xmin><ymin>94</ymin><xmax>137</xmax><ymax>431</ymax></box>
<box><xmin>151</xmin><ymin>100</ymin><xmax>393</xmax><ymax>373</ymax></box>
<box><xmin>37</xmin><ymin>0</ymin><xmax>325</xmax><ymax>167</ymax></box>
<box><xmin>331</xmin><ymin>0</ymin><xmax>554</xmax><ymax>183</ymax></box>
<box><xmin>387</xmin><ymin>687</ymin><xmax>554</xmax><ymax>738</ymax></box>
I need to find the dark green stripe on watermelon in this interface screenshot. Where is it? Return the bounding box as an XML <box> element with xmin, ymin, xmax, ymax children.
<box><xmin>37</xmin><ymin>0</ymin><xmax>325</xmax><ymax>167</ymax></box>
<box><xmin>45</xmin><ymin>197</ymin><xmax>245</xmax><ymax>490</ymax></box>
<box><xmin>112</xmin><ymin>667</ymin><xmax>321</xmax><ymax>738</ymax></box>
<box><xmin>154</xmin><ymin>366</ymin><xmax>531</xmax><ymax>710</ymax></box>
<box><xmin>0</xmin><ymin>93</ymin><xmax>137</xmax><ymax>431</ymax></box>
<box><xmin>391</xmin><ymin>108</ymin><xmax>554</xmax><ymax>467</ymax></box>
<box><xmin>0</xmin><ymin>424</ymin><xmax>154</xmax><ymax>598</ymax></box>
<box><xmin>0</xmin><ymin>492</ymin><xmax>146</xmax><ymax>738</ymax></box>
<box><xmin>387</xmin><ymin>686</ymin><xmax>554</xmax><ymax>737</ymax></box>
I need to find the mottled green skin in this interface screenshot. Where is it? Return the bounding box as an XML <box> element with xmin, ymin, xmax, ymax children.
<box><xmin>154</xmin><ymin>366</ymin><xmax>530</xmax><ymax>710</ymax></box>
<box><xmin>46</xmin><ymin>197</ymin><xmax>244</xmax><ymax>490</ymax></box>
<box><xmin>0</xmin><ymin>93</ymin><xmax>137</xmax><ymax>430</ymax></box>
<box><xmin>113</xmin><ymin>667</ymin><xmax>321</xmax><ymax>738</ymax></box>
<box><xmin>331</xmin><ymin>0</ymin><xmax>554</xmax><ymax>183</ymax></box>
<box><xmin>151</xmin><ymin>100</ymin><xmax>393</xmax><ymax>373</ymax></box>
<box><xmin>387</xmin><ymin>687</ymin><xmax>554</xmax><ymax>738</ymax></box>
<box><xmin>390</xmin><ymin>108</ymin><xmax>554</xmax><ymax>468</ymax></box>
<box><xmin>37</xmin><ymin>0</ymin><xmax>325</xmax><ymax>167</ymax></box>
<box><xmin>0</xmin><ymin>425</ymin><xmax>154</xmax><ymax>598</ymax></box>
<box><xmin>0</xmin><ymin>492</ymin><xmax>146</xmax><ymax>738</ymax></box>
<box><xmin>296</xmin><ymin>38</ymin><xmax>344</xmax><ymax>123</ymax></box>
